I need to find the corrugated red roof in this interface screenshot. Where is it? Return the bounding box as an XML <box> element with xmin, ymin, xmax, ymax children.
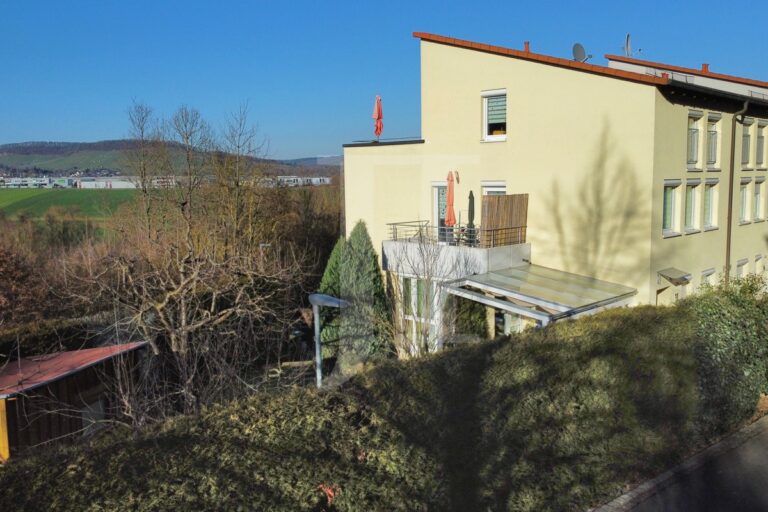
<box><xmin>0</xmin><ymin>342</ymin><xmax>147</xmax><ymax>398</ymax></box>
<box><xmin>605</xmin><ymin>54</ymin><xmax>768</xmax><ymax>90</ymax></box>
<box><xmin>413</xmin><ymin>32</ymin><xmax>670</xmax><ymax>86</ymax></box>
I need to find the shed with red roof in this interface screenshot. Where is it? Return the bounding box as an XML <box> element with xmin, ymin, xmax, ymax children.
<box><xmin>0</xmin><ymin>342</ymin><xmax>146</xmax><ymax>461</ymax></box>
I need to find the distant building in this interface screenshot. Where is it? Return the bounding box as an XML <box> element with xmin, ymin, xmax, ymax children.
<box><xmin>0</xmin><ymin>342</ymin><xmax>146</xmax><ymax>462</ymax></box>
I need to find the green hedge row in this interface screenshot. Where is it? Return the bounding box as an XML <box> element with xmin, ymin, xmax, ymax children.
<box><xmin>682</xmin><ymin>274</ymin><xmax>768</xmax><ymax>437</ymax></box>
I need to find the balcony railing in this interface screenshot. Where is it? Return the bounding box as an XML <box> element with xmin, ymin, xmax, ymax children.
<box><xmin>387</xmin><ymin>221</ymin><xmax>526</xmax><ymax>248</ymax></box>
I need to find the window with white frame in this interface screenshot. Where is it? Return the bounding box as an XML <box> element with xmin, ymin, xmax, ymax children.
<box><xmin>481</xmin><ymin>181</ymin><xmax>506</xmax><ymax>196</ymax></box>
<box><xmin>687</xmin><ymin>114</ymin><xmax>701</xmax><ymax>166</ymax></box>
<box><xmin>740</xmin><ymin>179</ymin><xmax>751</xmax><ymax>222</ymax></box>
<box><xmin>706</xmin><ymin>118</ymin><xmax>719</xmax><ymax>167</ymax></box>
<box><xmin>684</xmin><ymin>181</ymin><xmax>699</xmax><ymax>231</ymax></box>
<box><xmin>758</xmin><ymin>123</ymin><xmax>767</xmax><ymax>168</ymax></box>
<box><xmin>400</xmin><ymin>276</ymin><xmax>438</xmax><ymax>345</ymax></box>
<box><xmin>742</xmin><ymin>121</ymin><xmax>753</xmax><ymax>166</ymax></box>
<box><xmin>736</xmin><ymin>258</ymin><xmax>748</xmax><ymax>278</ymax></box>
<box><xmin>754</xmin><ymin>179</ymin><xmax>764</xmax><ymax>220</ymax></box>
<box><xmin>482</xmin><ymin>90</ymin><xmax>507</xmax><ymax>141</ymax></box>
<box><xmin>701</xmin><ymin>268</ymin><xmax>716</xmax><ymax>287</ymax></box>
<box><xmin>703</xmin><ymin>180</ymin><xmax>718</xmax><ymax>228</ymax></box>
<box><xmin>663</xmin><ymin>180</ymin><xmax>681</xmax><ymax>235</ymax></box>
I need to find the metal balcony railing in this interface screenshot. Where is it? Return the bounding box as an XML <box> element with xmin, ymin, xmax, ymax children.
<box><xmin>387</xmin><ymin>221</ymin><xmax>526</xmax><ymax>248</ymax></box>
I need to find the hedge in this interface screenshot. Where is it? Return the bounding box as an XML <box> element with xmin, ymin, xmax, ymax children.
<box><xmin>1</xmin><ymin>283</ymin><xmax>767</xmax><ymax>511</ymax></box>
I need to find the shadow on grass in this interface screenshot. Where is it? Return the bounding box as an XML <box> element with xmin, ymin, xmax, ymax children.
<box><xmin>351</xmin><ymin>306</ymin><xmax>700</xmax><ymax>511</ymax></box>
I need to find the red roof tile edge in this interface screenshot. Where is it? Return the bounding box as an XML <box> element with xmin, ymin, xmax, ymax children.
<box><xmin>0</xmin><ymin>341</ymin><xmax>147</xmax><ymax>398</ymax></box>
<box><xmin>412</xmin><ymin>32</ymin><xmax>669</xmax><ymax>86</ymax></box>
<box><xmin>605</xmin><ymin>54</ymin><xmax>768</xmax><ymax>90</ymax></box>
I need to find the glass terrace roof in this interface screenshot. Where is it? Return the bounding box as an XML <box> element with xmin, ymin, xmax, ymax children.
<box><xmin>464</xmin><ymin>264</ymin><xmax>637</xmax><ymax>312</ymax></box>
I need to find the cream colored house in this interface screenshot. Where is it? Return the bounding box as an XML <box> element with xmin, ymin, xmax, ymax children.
<box><xmin>342</xmin><ymin>32</ymin><xmax>768</xmax><ymax>344</ymax></box>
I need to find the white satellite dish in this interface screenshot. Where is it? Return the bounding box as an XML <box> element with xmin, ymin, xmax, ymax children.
<box><xmin>572</xmin><ymin>43</ymin><xmax>592</xmax><ymax>63</ymax></box>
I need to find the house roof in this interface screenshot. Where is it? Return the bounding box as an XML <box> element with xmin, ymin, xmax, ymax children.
<box><xmin>0</xmin><ymin>342</ymin><xmax>147</xmax><ymax>399</ymax></box>
<box><xmin>605</xmin><ymin>54</ymin><xmax>768</xmax><ymax>91</ymax></box>
<box><xmin>413</xmin><ymin>32</ymin><xmax>670</xmax><ymax>87</ymax></box>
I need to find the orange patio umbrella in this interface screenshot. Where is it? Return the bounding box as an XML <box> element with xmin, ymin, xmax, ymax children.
<box><xmin>445</xmin><ymin>171</ymin><xmax>457</xmax><ymax>227</ymax></box>
<box><xmin>372</xmin><ymin>95</ymin><xmax>383</xmax><ymax>139</ymax></box>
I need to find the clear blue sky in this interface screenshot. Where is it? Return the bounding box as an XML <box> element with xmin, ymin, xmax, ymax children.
<box><xmin>1</xmin><ymin>1</ymin><xmax>766</xmax><ymax>159</ymax></box>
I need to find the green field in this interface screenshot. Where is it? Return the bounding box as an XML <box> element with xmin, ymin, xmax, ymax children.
<box><xmin>0</xmin><ymin>189</ymin><xmax>137</xmax><ymax>219</ymax></box>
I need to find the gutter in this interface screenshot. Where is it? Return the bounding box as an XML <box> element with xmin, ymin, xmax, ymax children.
<box><xmin>725</xmin><ymin>100</ymin><xmax>750</xmax><ymax>281</ymax></box>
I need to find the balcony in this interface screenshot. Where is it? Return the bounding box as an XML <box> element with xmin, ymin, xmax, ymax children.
<box><xmin>383</xmin><ymin>221</ymin><xmax>530</xmax><ymax>279</ymax></box>
<box><xmin>387</xmin><ymin>221</ymin><xmax>526</xmax><ymax>248</ymax></box>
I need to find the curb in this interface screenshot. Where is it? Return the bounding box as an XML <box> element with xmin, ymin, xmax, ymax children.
<box><xmin>591</xmin><ymin>414</ymin><xmax>768</xmax><ymax>512</ymax></box>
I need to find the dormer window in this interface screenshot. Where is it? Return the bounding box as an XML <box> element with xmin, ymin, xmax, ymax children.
<box><xmin>482</xmin><ymin>89</ymin><xmax>507</xmax><ymax>142</ymax></box>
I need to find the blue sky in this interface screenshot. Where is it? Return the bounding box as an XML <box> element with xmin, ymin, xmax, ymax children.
<box><xmin>1</xmin><ymin>1</ymin><xmax>766</xmax><ymax>159</ymax></box>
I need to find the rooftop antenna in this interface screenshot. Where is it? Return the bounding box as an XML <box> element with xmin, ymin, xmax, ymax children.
<box><xmin>623</xmin><ymin>34</ymin><xmax>632</xmax><ymax>57</ymax></box>
<box><xmin>572</xmin><ymin>43</ymin><xmax>592</xmax><ymax>63</ymax></box>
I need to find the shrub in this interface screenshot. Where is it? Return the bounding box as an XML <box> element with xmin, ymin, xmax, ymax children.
<box><xmin>682</xmin><ymin>274</ymin><xmax>768</xmax><ymax>436</ymax></box>
<box><xmin>0</xmin><ymin>317</ymin><xmax>99</xmax><ymax>363</ymax></box>
<box><xmin>336</xmin><ymin>221</ymin><xmax>392</xmax><ymax>370</ymax></box>
<box><xmin>318</xmin><ymin>237</ymin><xmax>345</xmax><ymax>356</ymax></box>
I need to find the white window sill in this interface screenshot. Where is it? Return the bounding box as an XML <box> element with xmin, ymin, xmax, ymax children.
<box><xmin>662</xmin><ymin>230</ymin><xmax>682</xmax><ymax>239</ymax></box>
<box><xmin>686</xmin><ymin>166</ymin><xmax>703</xmax><ymax>172</ymax></box>
<box><xmin>684</xmin><ymin>228</ymin><xmax>701</xmax><ymax>235</ymax></box>
<box><xmin>481</xmin><ymin>136</ymin><xmax>507</xmax><ymax>143</ymax></box>
<box><xmin>742</xmin><ymin>167</ymin><xmax>753</xmax><ymax>171</ymax></box>
<box><xmin>757</xmin><ymin>167</ymin><xmax>767</xmax><ymax>172</ymax></box>
<box><xmin>706</xmin><ymin>166</ymin><xmax>721</xmax><ymax>172</ymax></box>
<box><xmin>739</xmin><ymin>220</ymin><xmax>752</xmax><ymax>225</ymax></box>
<box><xmin>754</xmin><ymin>218</ymin><xmax>765</xmax><ymax>223</ymax></box>
<box><xmin>704</xmin><ymin>225</ymin><xmax>719</xmax><ymax>232</ymax></box>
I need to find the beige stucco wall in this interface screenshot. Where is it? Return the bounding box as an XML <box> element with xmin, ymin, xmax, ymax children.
<box><xmin>346</xmin><ymin>40</ymin><xmax>659</xmax><ymax>302</ymax></box>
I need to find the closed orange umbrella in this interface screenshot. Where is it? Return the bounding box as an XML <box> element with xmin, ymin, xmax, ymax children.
<box><xmin>445</xmin><ymin>171</ymin><xmax>457</xmax><ymax>227</ymax></box>
<box><xmin>372</xmin><ymin>95</ymin><xmax>383</xmax><ymax>139</ymax></box>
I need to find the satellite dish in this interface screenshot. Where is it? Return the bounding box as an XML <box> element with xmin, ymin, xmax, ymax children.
<box><xmin>624</xmin><ymin>33</ymin><xmax>632</xmax><ymax>57</ymax></box>
<box><xmin>572</xmin><ymin>43</ymin><xmax>591</xmax><ymax>63</ymax></box>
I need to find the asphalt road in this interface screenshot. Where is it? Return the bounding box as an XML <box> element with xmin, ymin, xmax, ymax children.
<box><xmin>631</xmin><ymin>426</ymin><xmax>768</xmax><ymax>512</ymax></box>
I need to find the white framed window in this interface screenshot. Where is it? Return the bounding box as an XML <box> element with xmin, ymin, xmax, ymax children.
<box><xmin>684</xmin><ymin>181</ymin><xmax>699</xmax><ymax>232</ymax></box>
<box><xmin>701</xmin><ymin>268</ymin><xmax>716</xmax><ymax>287</ymax></box>
<box><xmin>481</xmin><ymin>180</ymin><xmax>506</xmax><ymax>196</ymax></box>
<box><xmin>740</xmin><ymin>178</ymin><xmax>751</xmax><ymax>223</ymax></box>
<box><xmin>482</xmin><ymin>89</ymin><xmax>507</xmax><ymax>142</ymax></box>
<box><xmin>703</xmin><ymin>179</ymin><xmax>718</xmax><ymax>229</ymax></box>
<box><xmin>706</xmin><ymin>116</ymin><xmax>720</xmax><ymax>167</ymax></box>
<box><xmin>758</xmin><ymin>123</ymin><xmax>767</xmax><ymax>168</ymax></box>
<box><xmin>687</xmin><ymin>114</ymin><xmax>702</xmax><ymax>167</ymax></box>
<box><xmin>736</xmin><ymin>258</ymin><xmax>748</xmax><ymax>278</ymax></box>
<box><xmin>663</xmin><ymin>180</ymin><xmax>681</xmax><ymax>235</ymax></box>
<box><xmin>742</xmin><ymin>120</ymin><xmax>753</xmax><ymax>167</ymax></box>
<box><xmin>754</xmin><ymin>179</ymin><xmax>764</xmax><ymax>220</ymax></box>
<box><xmin>400</xmin><ymin>275</ymin><xmax>439</xmax><ymax>349</ymax></box>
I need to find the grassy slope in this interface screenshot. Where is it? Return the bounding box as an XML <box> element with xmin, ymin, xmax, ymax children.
<box><xmin>0</xmin><ymin>150</ymin><xmax>126</xmax><ymax>171</ymax></box>
<box><xmin>0</xmin><ymin>189</ymin><xmax>136</xmax><ymax>219</ymax></box>
<box><xmin>0</xmin><ymin>306</ymin><xmax>708</xmax><ymax>511</ymax></box>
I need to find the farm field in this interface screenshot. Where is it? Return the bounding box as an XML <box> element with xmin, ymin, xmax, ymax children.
<box><xmin>0</xmin><ymin>189</ymin><xmax>137</xmax><ymax>219</ymax></box>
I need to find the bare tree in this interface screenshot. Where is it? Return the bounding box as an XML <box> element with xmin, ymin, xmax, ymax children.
<box><xmin>385</xmin><ymin>236</ymin><xmax>480</xmax><ymax>358</ymax></box>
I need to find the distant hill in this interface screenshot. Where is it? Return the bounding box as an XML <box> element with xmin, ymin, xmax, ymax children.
<box><xmin>0</xmin><ymin>140</ymin><xmax>339</xmax><ymax>177</ymax></box>
<box><xmin>282</xmin><ymin>155</ymin><xmax>342</xmax><ymax>167</ymax></box>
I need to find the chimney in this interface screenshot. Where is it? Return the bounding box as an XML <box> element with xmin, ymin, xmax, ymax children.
<box><xmin>702</xmin><ymin>63</ymin><xmax>710</xmax><ymax>73</ymax></box>
<box><xmin>523</xmin><ymin>41</ymin><xmax>530</xmax><ymax>53</ymax></box>
<box><xmin>661</xmin><ymin>72</ymin><xmax>670</xmax><ymax>79</ymax></box>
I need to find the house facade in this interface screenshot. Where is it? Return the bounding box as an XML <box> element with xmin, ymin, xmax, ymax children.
<box><xmin>342</xmin><ymin>32</ymin><xmax>768</xmax><ymax>343</ymax></box>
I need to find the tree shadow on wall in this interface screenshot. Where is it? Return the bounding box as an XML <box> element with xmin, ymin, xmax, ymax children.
<box><xmin>544</xmin><ymin>123</ymin><xmax>662</xmax><ymax>285</ymax></box>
